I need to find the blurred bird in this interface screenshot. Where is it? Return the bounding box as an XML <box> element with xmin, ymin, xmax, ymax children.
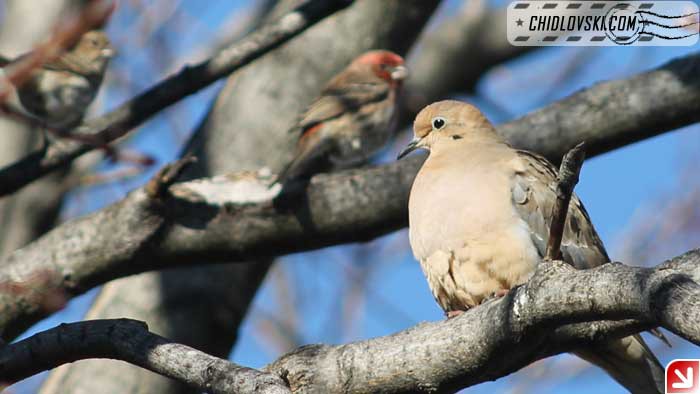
<box><xmin>399</xmin><ymin>100</ymin><xmax>664</xmax><ymax>394</ymax></box>
<box><xmin>0</xmin><ymin>30</ymin><xmax>114</xmax><ymax>132</ymax></box>
<box><xmin>277</xmin><ymin>50</ymin><xmax>407</xmax><ymax>185</ymax></box>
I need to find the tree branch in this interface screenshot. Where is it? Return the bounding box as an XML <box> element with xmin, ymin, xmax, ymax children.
<box><xmin>545</xmin><ymin>142</ymin><xmax>585</xmax><ymax>261</ymax></box>
<box><xmin>0</xmin><ymin>319</ymin><xmax>290</xmax><ymax>394</ymax></box>
<box><xmin>500</xmin><ymin>52</ymin><xmax>700</xmax><ymax>162</ymax></box>
<box><xmin>267</xmin><ymin>250</ymin><xmax>700</xmax><ymax>393</ymax></box>
<box><xmin>7</xmin><ymin>250</ymin><xmax>699</xmax><ymax>393</ymax></box>
<box><xmin>0</xmin><ymin>0</ymin><xmax>352</xmax><ymax>197</ymax></box>
<box><xmin>0</xmin><ymin>52</ymin><xmax>698</xmax><ymax>341</ymax></box>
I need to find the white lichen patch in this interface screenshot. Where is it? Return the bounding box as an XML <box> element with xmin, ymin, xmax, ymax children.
<box><xmin>170</xmin><ymin>168</ymin><xmax>282</xmax><ymax>206</ymax></box>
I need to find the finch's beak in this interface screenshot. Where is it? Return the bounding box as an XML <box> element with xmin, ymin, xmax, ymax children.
<box><xmin>397</xmin><ymin>137</ymin><xmax>421</xmax><ymax>160</ymax></box>
<box><xmin>101</xmin><ymin>47</ymin><xmax>116</xmax><ymax>59</ymax></box>
<box><xmin>390</xmin><ymin>65</ymin><xmax>409</xmax><ymax>81</ymax></box>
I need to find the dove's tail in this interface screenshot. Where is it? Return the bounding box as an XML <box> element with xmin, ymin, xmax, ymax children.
<box><xmin>575</xmin><ymin>334</ymin><xmax>664</xmax><ymax>394</ymax></box>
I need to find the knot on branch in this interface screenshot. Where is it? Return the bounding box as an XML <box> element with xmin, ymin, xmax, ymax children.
<box><xmin>265</xmin><ymin>344</ymin><xmax>332</xmax><ymax>391</ymax></box>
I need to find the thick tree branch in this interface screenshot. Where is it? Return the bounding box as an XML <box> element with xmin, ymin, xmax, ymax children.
<box><xmin>267</xmin><ymin>250</ymin><xmax>700</xmax><ymax>393</ymax></box>
<box><xmin>500</xmin><ymin>52</ymin><xmax>700</xmax><ymax>162</ymax></box>
<box><xmin>0</xmin><ymin>319</ymin><xmax>290</xmax><ymax>394</ymax></box>
<box><xmin>7</xmin><ymin>251</ymin><xmax>699</xmax><ymax>393</ymax></box>
<box><xmin>0</xmin><ymin>52</ymin><xmax>698</xmax><ymax>341</ymax></box>
<box><xmin>0</xmin><ymin>0</ymin><xmax>352</xmax><ymax>197</ymax></box>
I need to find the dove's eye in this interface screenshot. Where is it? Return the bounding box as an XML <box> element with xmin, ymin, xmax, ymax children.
<box><xmin>432</xmin><ymin>117</ymin><xmax>446</xmax><ymax>130</ymax></box>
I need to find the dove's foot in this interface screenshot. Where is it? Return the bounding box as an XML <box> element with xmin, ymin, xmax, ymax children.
<box><xmin>445</xmin><ymin>310</ymin><xmax>466</xmax><ymax>319</ymax></box>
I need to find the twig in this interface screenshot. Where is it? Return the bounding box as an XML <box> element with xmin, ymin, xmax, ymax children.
<box><xmin>78</xmin><ymin>166</ymin><xmax>147</xmax><ymax>188</ymax></box>
<box><xmin>545</xmin><ymin>142</ymin><xmax>586</xmax><ymax>261</ymax></box>
<box><xmin>145</xmin><ymin>155</ymin><xmax>197</xmax><ymax>199</ymax></box>
<box><xmin>0</xmin><ymin>319</ymin><xmax>290</xmax><ymax>394</ymax></box>
<box><xmin>0</xmin><ymin>0</ymin><xmax>352</xmax><ymax>198</ymax></box>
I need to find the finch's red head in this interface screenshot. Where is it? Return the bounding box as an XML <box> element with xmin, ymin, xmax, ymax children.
<box><xmin>354</xmin><ymin>50</ymin><xmax>408</xmax><ymax>84</ymax></box>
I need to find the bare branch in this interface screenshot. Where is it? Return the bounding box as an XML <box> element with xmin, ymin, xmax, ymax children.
<box><xmin>5</xmin><ymin>251</ymin><xmax>699</xmax><ymax>393</ymax></box>
<box><xmin>500</xmin><ymin>53</ymin><xmax>700</xmax><ymax>162</ymax></box>
<box><xmin>0</xmin><ymin>52</ymin><xmax>698</xmax><ymax>341</ymax></box>
<box><xmin>267</xmin><ymin>250</ymin><xmax>700</xmax><ymax>393</ymax></box>
<box><xmin>0</xmin><ymin>0</ymin><xmax>352</xmax><ymax>197</ymax></box>
<box><xmin>0</xmin><ymin>319</ymin><xmax>290</xmax><ymax>394</ymax></box>
<box><xmin>545</xmin><ymin>142</ymin><xmax>586</xmax><ymax>261</ymax></box>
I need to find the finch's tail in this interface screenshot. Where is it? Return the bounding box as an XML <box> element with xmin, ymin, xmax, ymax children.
<box><xmin>276</xmin><ymin>151</ymin><xmax>316</xmax><ymax>186</ymax></box>
<box><xmin>575</xmin><ymin>334</ymin><xmax>664</xmax><ymax>394</ymax></box>
<box><xmin>276</xmin><ymin>135</ymin><xmax>334</xmax><ymax>187</ymax></box>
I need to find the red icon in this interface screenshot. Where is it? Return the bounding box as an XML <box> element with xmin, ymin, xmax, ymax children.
<box><xmin>666</xmin><ymin>359</ymin><xmax>700</xmax><ymax>394</ymax></box>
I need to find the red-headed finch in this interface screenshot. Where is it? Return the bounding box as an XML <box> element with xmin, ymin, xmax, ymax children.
<box><xmin>277</xmin><ymin>50</ymin><xmax>407</xmax><ymax>185</ymax></box>
<box><xmin>0</xmin><ymin>30</ymin><xmax>114</xmax><ymax>132</ymax></box>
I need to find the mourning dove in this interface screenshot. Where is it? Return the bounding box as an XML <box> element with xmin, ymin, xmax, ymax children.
<box><xmin>399</xmin><ymin>100</ymin><xmax>664</xmax><ymax>394</ymax></box>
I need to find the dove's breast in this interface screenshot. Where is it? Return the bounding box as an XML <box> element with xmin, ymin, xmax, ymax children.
<box><xmin>408</xmin><ymin>143</ymin><xmax>540</xmax><ymax>310</ymax></box>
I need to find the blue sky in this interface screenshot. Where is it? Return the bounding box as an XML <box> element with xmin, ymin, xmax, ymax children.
<box><xmin>8</xmin><ymin>1</ymin><xmax>700</xmax><ymax>393</ymax></box>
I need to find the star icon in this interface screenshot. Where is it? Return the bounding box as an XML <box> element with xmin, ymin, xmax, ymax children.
<box><xmin>516</xmin><ymin>18</ymin><xmax>524</xmax><ymax>27</ymax></box>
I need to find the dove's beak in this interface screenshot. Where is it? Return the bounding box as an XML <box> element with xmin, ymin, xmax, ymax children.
<box><xmin>397</xmin><ymin>137</ymin><xmax>421</xmax><ymax>160</ymax></box>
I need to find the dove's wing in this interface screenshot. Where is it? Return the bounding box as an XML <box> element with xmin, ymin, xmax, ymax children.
<box><xmin>511</xmin><ymin>149</ymin><xmax>665</xmax><ymax>394</ymax></box>
<box><xmin>511</xmin><ymin>150</ymin><xmax>609</xmax><ymax>269</ymax></box>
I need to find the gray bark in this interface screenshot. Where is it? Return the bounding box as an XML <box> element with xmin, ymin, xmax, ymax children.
<box><xmin>266</xmin><ymin>251</ymin><xmax>700</xmax><ymax>393</ymax></box>
<box><xmin>7</xmin><ymin>250</ymin><xmax>700</xmax><ymax>393</ymax></box>
<box><xmin>3</xmin><ymin>319</ymin><xmax>290</xmax><ymax>394</ymax></box>
<box><xmin>500</xmin><ymin>53</ymin><xmax>700</xmax><ymax>161</ymax></box>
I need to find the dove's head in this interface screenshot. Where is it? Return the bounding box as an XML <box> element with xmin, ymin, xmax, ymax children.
<box><xmin>397</xmin><ymin>100</ymin><xmax>499</xmax><ymax>159</ymax></box>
